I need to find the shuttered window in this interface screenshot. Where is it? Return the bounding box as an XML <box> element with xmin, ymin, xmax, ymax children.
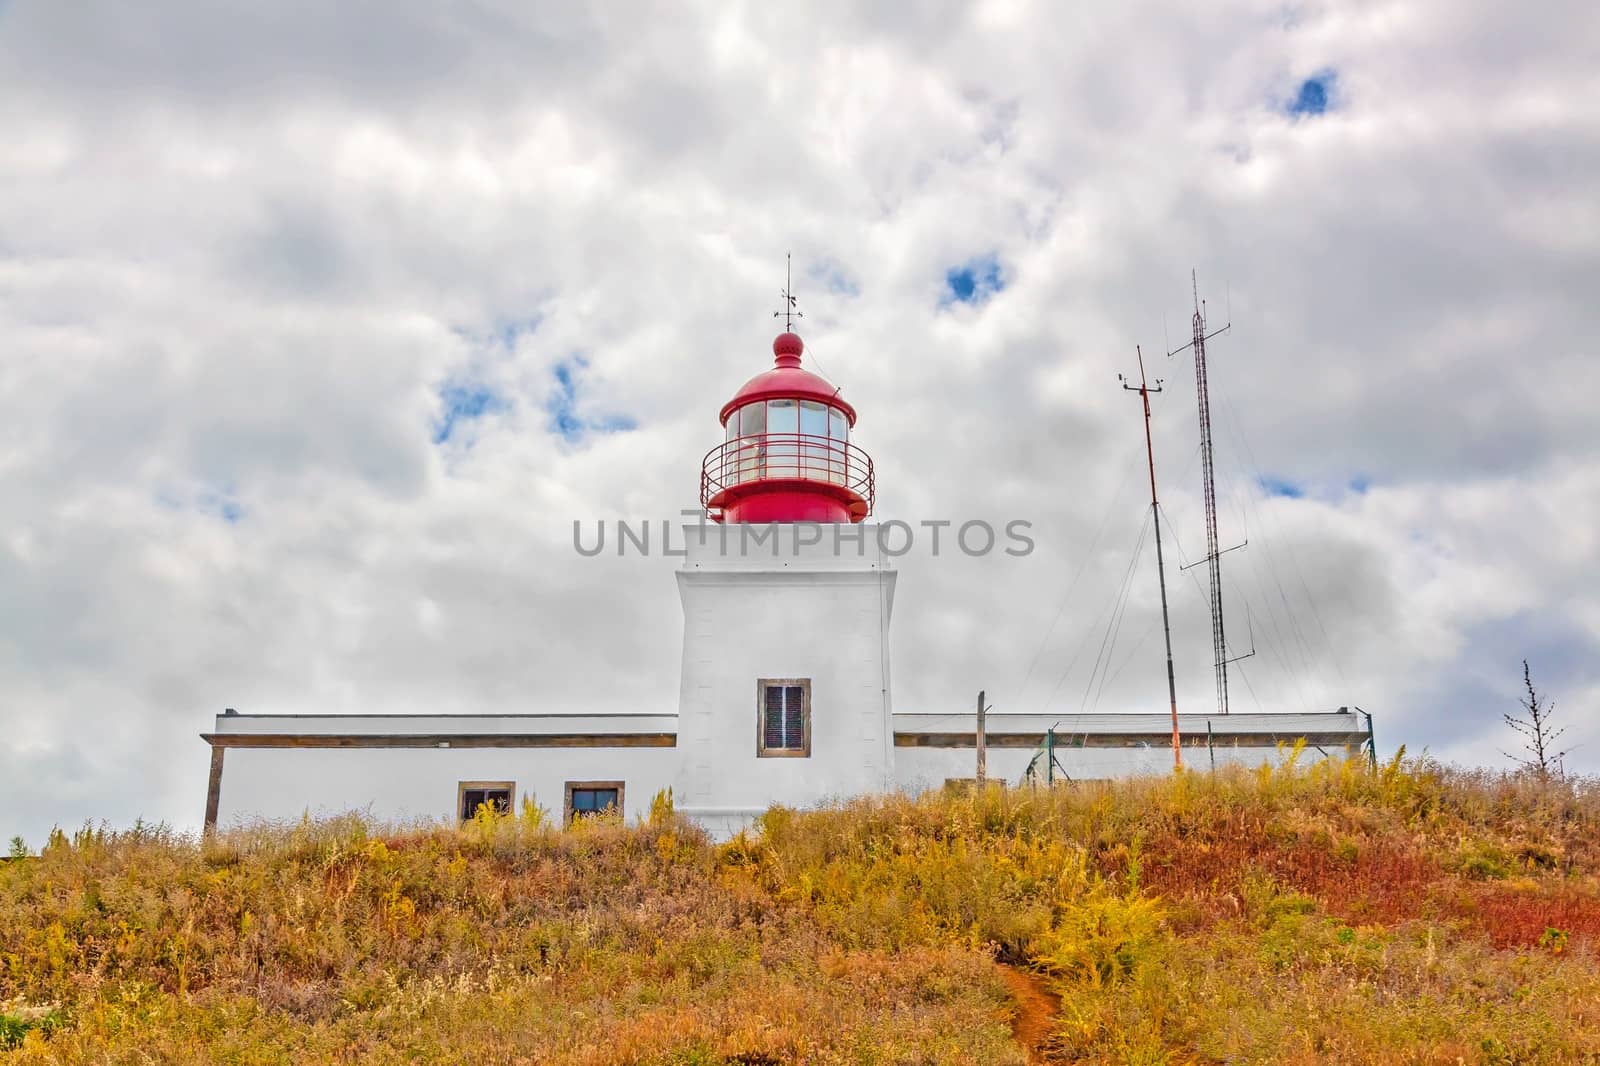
<box><xmin>758</xmin><ymin>679</ymin><xmax>811</xmax><ymax>757</ymax></box>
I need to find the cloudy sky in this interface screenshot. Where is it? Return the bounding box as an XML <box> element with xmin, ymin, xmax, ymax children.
<box><xmin>2</xmin><ymin>0</ymin><xmax>1596</xmax><ymax>844</ymax></box>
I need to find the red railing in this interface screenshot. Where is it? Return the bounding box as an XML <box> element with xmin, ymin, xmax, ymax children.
<box><xmin>700</xmin><ymin>432</ymin><xmax>875</xmax><ymax>514</ymax></box>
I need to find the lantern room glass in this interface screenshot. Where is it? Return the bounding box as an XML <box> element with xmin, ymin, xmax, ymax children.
<box><xmin>800</xmin><ymin>401</ymin><xmax>829</xmax><ymax>483</ymax></box>
<box><xmin>767</xmin><ymin>398</ymin><xmax>798</xmax><ymax>433</ymax></box>
<box><xmin>766</xmin><ymin>399</ymin><xmax>799</xmax><ymax>477</ymax></box>
<box><xmin>799</xmin><ymin>400</ymin><xmax>827</xmax><ymax>436</ymax></box>
<box><xmin>723</xmin><ymin>399</ymin><xmax>851</xmax><ymax>487</ymax></box>
<box><xmin>737</xmin><ymin>402</ymin><xmax>765</xmax><ymax>484</ymax></box>
<box><xmin>727</xmin><ymin>400</ymin><xmax>846</xmax><ymax>442</ymax></box>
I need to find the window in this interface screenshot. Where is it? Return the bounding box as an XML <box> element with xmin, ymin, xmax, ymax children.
<box><xmin>827</xmin><ymin>407</ymin><xmax>848</xmax><ymax>484</ymax></box>
<box><xmin>799</xmin><ymin>399</ymin><xmax>828</xmax><ymax>436</ymax></box>
<box><xmin>799</xmin><ymin>401</ymin><xmax>831</xmax><ymax>480</ymax></box>
<box><xmin>758</xmin><ymin>679</ymin><xmax>811</xmax><ymax>757</ymax></box>
<box><xmin>735</xmin><ymin>402</ymin><xmax>767</xmax><ymax>485</ymax></box>
<box><xmin>766</xmin><ymin>400</ymin><xmax>799</xmax><ymax>477</ymax></box>
<box><xmin>564</xmin><ymin>781</ymin><xmax>624</xmax><ymax>824</ymax></box>
<box><xmin>767</xmin><ymin>398</ymin><xmax>799</xmax><ymax>434</ymax></box>
<box><xmin>458</xmin><ymin>781</ymin><xmax>513</xmax><ymax>822</ymax></box>
<box><xmin>723</xmin><ymin>401</ymin><xmax>851</xmax><ymax>486</ymax></box>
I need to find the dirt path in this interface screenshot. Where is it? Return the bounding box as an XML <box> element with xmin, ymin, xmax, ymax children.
<box><xmin>997</xmin><ymin>964</ymin><xmax>1061</xmax><ymax>1064</ymax></box>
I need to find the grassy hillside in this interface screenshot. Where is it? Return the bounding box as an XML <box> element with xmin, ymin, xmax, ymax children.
<box><xmin>4</xmin><ymin>754</ymin><xmax>1600</xmax><ymax>1064</ymax></box>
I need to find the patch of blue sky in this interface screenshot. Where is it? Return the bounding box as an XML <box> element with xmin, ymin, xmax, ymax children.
<box><xmin>448</xmin><ymin>312</ymin><xmax>543</xmax><ymax>354</ymax></box>
<box><xmin>941</xmin><ymin>254</ymin><xmax>1005</xmax><ymax>307</ymax></box>
<box><xmin>497</xmin><ymin>314</ymin><xmax>542</xmax><ymax>350</ymax></box>
<box><xmin>433</xmin><ymin>382</ymin><xmax>504</xmax><ymax>445</ymax></box>
<box><xmin>1287</xmin><ymin>71</ymin><xmax>1337</xmax><ymax>117</ymax></box>
<box><xmin>548</xmin><ymin>358</ymin><xmax>583</xmax><ymax>439</ymax></box>
<box><xmin>807</xmin><ymin>260</ymin><xmax>861</xmax><ymax>299</ymax></box>
<box><xmin>547</xmin><ymin>356</ymin><xmax>636</xmax><ymax>443</ymax></box>
<box><xmin>195</xmin><ymin>484</ymin><xmax>244</xmax><ymax>524</ymax></box>
<box><xmin>1258</xmin><ymin>475</ymin><xmax>1305</xmax><ymax>499</ymax></box>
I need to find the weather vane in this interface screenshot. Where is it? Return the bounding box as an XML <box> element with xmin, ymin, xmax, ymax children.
<box><xmin>774</xmin><ymin>252</ymin><xmax>802</xmax><ymax>332</ymax></box>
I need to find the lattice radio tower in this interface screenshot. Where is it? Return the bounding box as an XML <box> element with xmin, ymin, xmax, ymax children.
<box><xmin>1168</xmin><ymin>271</ymin><xmax>1248</xmax><ymax>715</ymax></box>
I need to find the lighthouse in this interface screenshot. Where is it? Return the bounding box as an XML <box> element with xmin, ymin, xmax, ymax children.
<box><xmin>196</xmin><ymin>277</ymin><xmax>1376</xmax><ymax>834</ymax></box>
<box><xmin>671</xmin><ymin>328</ymin><xmax>897</xmax><ymax>837</ymax></box>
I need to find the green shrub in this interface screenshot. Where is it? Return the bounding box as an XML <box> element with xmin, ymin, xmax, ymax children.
<box><xmin>1456</xmin><ymin>840</ymin><xmax>1514</xmax><ymax>880</ymax></box>
<box><xmin>1030</xmin><ymin>889</ymin><xmax>1165</xmax><ymax>987</ymax></box>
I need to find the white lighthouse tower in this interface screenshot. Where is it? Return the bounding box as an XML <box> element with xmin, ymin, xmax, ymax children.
<box><xmin>671</xmin><ymin>327</ymin><xmax>895</xmax><ymax>837</ymax></box>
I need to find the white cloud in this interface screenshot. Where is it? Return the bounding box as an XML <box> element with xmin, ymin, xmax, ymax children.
<box><xmin>1</xmin><ymin>0</ymin><xmax>1597</xmax><ymax>843</ymax></box>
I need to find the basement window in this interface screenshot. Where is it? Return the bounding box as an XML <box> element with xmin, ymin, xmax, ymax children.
<box><xmin>458</xmin><ymin>781</ymin><xmax>513</xmax><ymax>822</ymax></box>
<box><xmin>565</xmin><ymin>781</ymin><xmax>624</xmax><ymax>824</ymax></box>
<box><xmin>758</xmin><ymin>679</ymin><xmax>811</xmax><ymax>757</ymax></box>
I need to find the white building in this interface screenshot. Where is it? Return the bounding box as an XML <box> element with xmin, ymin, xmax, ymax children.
<box><xmin>202</xmin><ymin>329</ymin><xmax>1373</xmax><ymax>834</ymax></box>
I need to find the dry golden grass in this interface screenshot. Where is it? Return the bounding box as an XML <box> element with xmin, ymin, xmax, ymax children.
<box><xmin>3</xmin><ymin>753</ymin><xmax>1599</xmax><ymax>1063</ymax></box>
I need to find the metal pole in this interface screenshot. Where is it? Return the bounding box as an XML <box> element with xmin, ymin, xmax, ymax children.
<box><xmin>976</xmin><ymin>690</ymin><xmax>987</xmax><ymax>787</ymax></box>
<box><xmin>1126</xmin><ymin>347</ymin><xmax>1182</xmax><ymax>770</ymax></box>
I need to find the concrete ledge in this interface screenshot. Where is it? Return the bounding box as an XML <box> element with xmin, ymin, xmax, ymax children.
<box><xmin>894</xmin><ymin>732</ymin><xmax>1364</xmax><ymax>749</ymax></box>
<box><xmin>201</xmin><ymin>733</ymin><xmax>678</xmax><ymax>749</ymax></box>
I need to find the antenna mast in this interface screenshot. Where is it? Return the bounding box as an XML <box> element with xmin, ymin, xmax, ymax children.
<box><xmin>1121</xmin><ymin>347</ymin><xmax>1181</xmax><ymax>768</ymax></box>
<box><xmin>1169</xmin><ymin>271</ymin><xmax>1242</xmax><ymax>715</ymax></box>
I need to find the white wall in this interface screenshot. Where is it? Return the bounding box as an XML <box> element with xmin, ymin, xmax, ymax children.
<box><xmin>216</xmin><ymin>745</ymin><xmax>678</xmax><ymax>828</ymax></box>
<box><xmin>674</xmin><ymin>522</ymin><xmax>895</xmax><ymax>831</ymax></box>
<box><xmin>894</xmin><ymin>740</ymin><xmax>1366</xmax><ymax>793</ymax></box>
<box><xmin>216</xmin><ymin>736</ymin><xmax>1365</xmax><ymax>831</ymax></box>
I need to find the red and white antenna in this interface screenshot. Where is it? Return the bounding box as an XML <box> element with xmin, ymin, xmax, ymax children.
<box><xmin>1120</xmin><ymin>346</ymin><xmax>1181</xmax><ymax>766</ymax></box>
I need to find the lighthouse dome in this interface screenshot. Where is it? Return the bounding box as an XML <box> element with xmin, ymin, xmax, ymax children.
<box><xmin>718</xmin><ymin>333</ymin><xmax>858</xmax><ymax>427</ymax></box>
<box><xmin>700</xmin><ymin>331</ymin><xmax>874</xmax><ymax>524</ymax></box>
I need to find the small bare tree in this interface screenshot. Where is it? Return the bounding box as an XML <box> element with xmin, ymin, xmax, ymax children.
<box><xmin>1503</xmin><ymin>659</ymin><xmax>1567</xmax><ymax>777</ymax></box>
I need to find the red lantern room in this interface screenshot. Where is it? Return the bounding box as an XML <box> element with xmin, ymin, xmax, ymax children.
<box><xmin>700</xmin><ymin>331</ymin><xmax>875</xmax><ymax>524</ymax></box>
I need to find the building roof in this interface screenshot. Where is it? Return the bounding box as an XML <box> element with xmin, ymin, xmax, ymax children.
<box><xmin>204</xmin><ymin>710</ymin><xmax>1366</xmax><ymax>745</ymax></box>
<box><xmin>204</xmin><ymin>713</ymin><xmax>679</xmax><ymax>748</ymax></box>
<box><xmin>209</xmin><ymin>712</ymin><xmax>678</xmax><ymax>735</ymax></box>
